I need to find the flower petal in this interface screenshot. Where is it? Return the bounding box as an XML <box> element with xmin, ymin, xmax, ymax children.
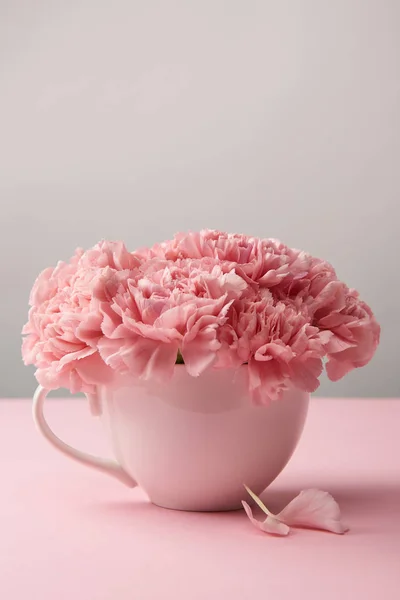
<box><xmin>242</xmin><ymin>502</ymin><xmax>290</xmax><ymax>536</ymax></box>
<box><xmin>181</xmin><ymin>328</ymin><xmax>220</xmax><ymax>376</ymax></box>
<box><xmin>289</xmin><ymin>357</ymin><xmax>323</xmax><ymax>392</ymax></box>
<box><xmin>277</xmin><ymin>489</ymin><xmax>349</xmax><ymax>534</ymax></box>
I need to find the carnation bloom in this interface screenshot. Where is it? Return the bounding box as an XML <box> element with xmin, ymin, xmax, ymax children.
<box><xmin>215</xmin><ymin>291</ymin><xmax>331</xmax><ymax>403</ymax></box>
<box><xmin>144</xmin><ymin>229</ymin><xmax>311</xmax><ymax>289</ymax></box>
<box><xmin>321</xmin><ymin>289</ymin><xmax>380</xmax><ymax>380</ymax></box>
<box><xmin>273</xmin><ymin>257</ymin><xmax>380</xmax><ymax>382</ymax></box>
<box><xmin>22</xmin><ymin>241</ymin><xmax>139</xmax><ymax>393</ymax></box>
<box><xmin>97</xmin><ymin>257</ymin><xmax>248</xmax><ymax>380</ymax></box>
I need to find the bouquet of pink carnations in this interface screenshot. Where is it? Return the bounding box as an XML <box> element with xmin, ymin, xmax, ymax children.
<box><xmin>22</xmin><ymin>230</ymin><xmax>380</xmax><ymax>404</ymax></box>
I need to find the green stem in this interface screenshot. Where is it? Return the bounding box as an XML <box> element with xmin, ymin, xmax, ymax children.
<box><xmin>176</xmin><ymin>350</ymin><xmax>184</xmax><ymax>364</ymax></box>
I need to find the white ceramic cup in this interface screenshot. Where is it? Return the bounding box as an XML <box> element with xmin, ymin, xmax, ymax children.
<box><xmin>33</xmin><ymin>366</ymin><xmax>309</xmax><ymax>511</ymax></box>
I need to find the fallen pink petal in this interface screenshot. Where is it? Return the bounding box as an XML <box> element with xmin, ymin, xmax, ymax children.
<box><xmin>277</xmin><ymin>489</ymin><xmax>349</xmax><ymax>534</ymax></box>
<box><xmin>243</xmin><ymin>486</ymin><xmax>349</xmax><ymax>536</ymax></box>
<box><xmin>242</xmin><ymin>501</ymin><xmax>290</xmax><ymax>536</ymax></box>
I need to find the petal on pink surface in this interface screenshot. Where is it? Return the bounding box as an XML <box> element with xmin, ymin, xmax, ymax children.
<box><xmin>243</xmin><ymin>485</ymin><xmax>348</xmax><ymax>536</ymax></box>
<box><xmin>242</xmin><ymin>502</ymin><xmax>290</xmax><ymax>536</ymax></box>
<box><xmin>277</xmin><ymin>489</ymin><xmax>349</xmax><ymax>534</ymax></box>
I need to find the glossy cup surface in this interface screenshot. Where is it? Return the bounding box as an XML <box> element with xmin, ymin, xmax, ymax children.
<box><xmin>100</xmin><ymin>366</ymin><xmax>309</xmax><ymax>511</ymax></box>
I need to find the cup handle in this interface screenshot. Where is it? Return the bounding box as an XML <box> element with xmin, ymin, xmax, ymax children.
<box><xmin>33</xmin><ymin>385</ymin><xmax>137</xmax><ymax>488</ymax></box>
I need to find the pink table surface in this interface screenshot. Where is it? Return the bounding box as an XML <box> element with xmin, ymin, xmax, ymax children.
<box><xmin>0</xmin><ymin>398</ymin><xmax>399</xmax><ymax>600</ymax></box>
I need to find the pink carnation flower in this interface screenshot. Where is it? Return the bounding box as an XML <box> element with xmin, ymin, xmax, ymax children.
<box><xmin>215</xmin><ymin>292</ymin><xmax>331</xmax><ymax>404</ymax></box>
<box><xmin>97</xmin><ymin>257</ymin><xmax>248</xmax><ymax>381</ymax></box>
<box><xmin>274</xmin><ymin>257</ymin><xmax>380</xmax><ymax>383</ymax></box>
<box><xmin>22</xmin><ymin>241</ymin><xmax>138</xmax><ymax>393</ymax></box>
<box><xmin>321</xmin><ymin>289</ymin><xmax>380</xmax><ymax>380</ymax></box>
<box><xmin>146</xmin><ymin>229</ymin><xmax>311</xmax><ymax>289</ymax></box>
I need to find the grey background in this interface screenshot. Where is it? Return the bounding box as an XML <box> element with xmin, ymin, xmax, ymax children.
<box><xmin>0</xmin><ymin>0</ymin><xmax>399</xmax><ymax>398</ymax></box>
